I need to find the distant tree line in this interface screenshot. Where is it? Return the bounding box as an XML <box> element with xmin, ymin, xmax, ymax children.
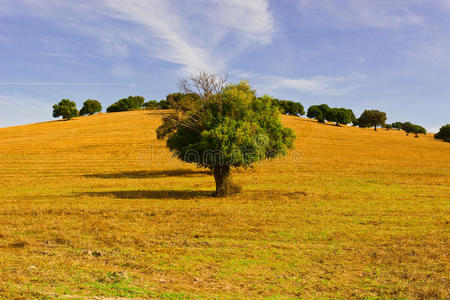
<box><xmin>51</xmin><ymin>94</ymin><xmax>447</xmax><ymax>142</ymax></box>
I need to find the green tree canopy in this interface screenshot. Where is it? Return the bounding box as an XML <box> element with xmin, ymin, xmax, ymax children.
<box><xmin>106</xmin><ymin>96</ymin><xmax>145</xmax><ymax>112</ymax></box>
<box><xmin>402</xmin><ymin>122</ymin><xmax>413</xmax><ymax>135</ymax></box>
<box><xmin>52</xmin><ymin>99</ymin><xmax>78</xmax><ymax>120</ymax></box>
<box><xmin>157</xmin><ymin>73</ymin><xmax>296</xmax><ymax>197</ymax></box>
<box><xmin>402</xmin><ymin>122</ymin><xmax>426</xmax><ymax>137</ymax></box>
<box><xmin>384</xmin><ymin>124</ymin><xmax>393</xmax><ymax>130</ymax></box>
<box><xmin>435</xmin><ymin>124</ymin><xmax>450</xmax><ymax>142</ymax></box>
<box><xmin>144</xmin><ymin>100</ymin><xmax>159</xmax><ymax>110</ymax></box>
<box><xmin>307</xmin><ymin>104</ymin><xmax>329</xmax><ymax>123</ymax></box>
<box><xmin>326</xmin><ymin>108</ymin><xmax>352</xmax><ymax>126</ymax></box>
<box><xmin>392</xmin><ymin>122</ymin><xmax>404</xmax><ymax>130</ymax></box>
<box><xmin>410</xmin><ymin>124</ymin><xmax>426</xmax><ymax>137</ymax></box>
<box><xmin>79</xmin><ymin>99</ymin><xmax>102</xmax><ymax>116</ymax></box>
<box><xmin>271</xmin><ymin>99</ymin><xmax>305</xmax><ymax>116</ymax></box>
<box><xmin>358</xmin><ymin>109</ymin><xmax>387</xmax><ymax>131</ymax></box>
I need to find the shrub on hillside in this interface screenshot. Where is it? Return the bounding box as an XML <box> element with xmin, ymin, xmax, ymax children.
<box><xmin>106</xmin><ymin>96</ymin><xmax>145</xmax><ymax>113</ymax></box>
<box><xmin>79</xmin><ymin>99</ymin><xmax>102</xmax><ymax>116</ymax></box>
<box><xmin>52</xmin><ymin>99</ymin><xmax>78</xmax><ymax>120</ymax></box>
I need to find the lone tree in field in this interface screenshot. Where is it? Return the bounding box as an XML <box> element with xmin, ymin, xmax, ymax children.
<box><xmin>157</xmin><ymin>72</ymin><xmax>296</xmax><ymax>197</ymax></box>
<box><xmin>435</xmin><ymin>124</ymin><xmax>450</xmax><ymax>142</ymax></box>
<box><xmin>52</xmin><ymin>99</ymin><xmax>78</xmax><ymax>120</ymax></box>
<box><xmin>358</xmin><ymin>109</ymin><xmax>386</xmax><ymax>131</ymax></box>
<box><xmin>326</xmin><ymin>108</ymin><xmax>352</xmax><ymax>126</ymax></box>
<box><xmin>79</xmin><ymin>99</ymin><xmax>102</xmax><ymax>116</ymax></box>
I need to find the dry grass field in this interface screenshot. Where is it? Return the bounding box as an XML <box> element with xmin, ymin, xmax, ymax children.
<box><xmin>0</xmin><ymin>110</ymin><xmax>449</xmax><ymax>299</ymax></box>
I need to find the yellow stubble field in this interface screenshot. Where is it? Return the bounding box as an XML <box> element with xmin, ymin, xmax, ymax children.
<box><xmin>0</xmin><ymin>110</ymin><xmax>449</xmax><ymax>298</ymax></box>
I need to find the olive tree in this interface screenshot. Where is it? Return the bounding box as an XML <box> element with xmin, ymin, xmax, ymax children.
<box><xmin>52</xmin><ymin>99</ymin><xmax>78</xmax><ymax>120</ymax></box>
<box><xmin>156</xmin><ymin>73</ymin><xmax>296</xmax><ymax>197</ymax></box>
<box><xmin>79</xmin><ymin>99</ymin><xmax>102</xmax><ymax>116</ymax></box>
<box><xmin>307</xmin><ymin>104</ymin><xmax>330</xmax><ymax>123</ymax></box>
<box><xmin>411</xmin><ymin>124</ymin><xmax>426</xmax><ymax>137</ymax></box>
<box><xmin>326</xmin><ymin>108</ymin><xmax>352</xmax><ymax>126</ymax></box>
<box><xmin>358</xmin><ymin>110</ymin><xmax>387</xmax><ymax>131</ymax></box>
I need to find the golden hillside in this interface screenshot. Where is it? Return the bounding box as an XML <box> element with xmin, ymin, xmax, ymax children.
<box><xmin>0</xmin><ymin>110</ymin><xmax>449</xmax><ymax>298</ymax></box>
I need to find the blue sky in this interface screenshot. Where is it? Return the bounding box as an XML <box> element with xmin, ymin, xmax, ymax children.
<box><xmin>0</xmin><ymin>0</ymin><xmax>449</xmax><ymax>131</ymax></box>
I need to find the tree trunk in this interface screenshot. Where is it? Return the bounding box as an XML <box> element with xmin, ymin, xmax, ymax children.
<box><xmin>374</xmin><ymin>125</ymin><xmax>377</xmax><ymax>131</ymax></box>
<box><xmin>336</xmin><ymin>121</ymin><xmax>339</xmax><ymax>126</ymax></box>
<box><xmin>213</xmin><ymin>166</ymin><xmax>240</xmax><ymax>197</ymax></box>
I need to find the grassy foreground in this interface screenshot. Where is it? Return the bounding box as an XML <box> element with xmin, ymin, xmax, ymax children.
<box><xmin>0</xmin><ymin>110</ymin><xmax>449</xmax><ymax>299</ymax></box>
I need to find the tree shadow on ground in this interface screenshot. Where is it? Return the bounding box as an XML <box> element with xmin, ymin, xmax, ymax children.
<box><xmin>82</xmin><ymin>189</ymin><xmax>213</xmax><ymax>200</ymax></box>
<box><xmin>84</xmin><ymin>168</ymin><xmax>210</xmax><ymax>179</ymax></box>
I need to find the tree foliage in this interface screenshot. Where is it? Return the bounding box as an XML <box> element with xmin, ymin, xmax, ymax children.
<box><xmin>79</xmin><ymin>99</ymin><xmax>102</xmax><ymax>116</ymax></box>
<box><xmin>143</xmin><ymin>100</ymin><xmax>159</xmax><ymax>110</ymax></box>
<box><xmin>326</xmin><ymin>108</ymin><xmax>352</xmax><ymax>126</ymax></box>
<box><xmin>392</xmin><ymin>122</ymin><xmax>404</xmax><ymax>130</ymax></box>
<box><xmin>307</xmin><ymin>104</ymin><xmax>330</xmax><ymax>122</ymax></box>
<box><xmin>434</xmin><ymin>124</ymin><xmax>450</xmax><ymax>142</ymax></box>
<box><xmin>411</xmin><ymin>124</ymin><xmax>426</xmax><ymax>137</ymax></box>
<box><xmin>384</xmin><ymin>124</ymin><xmax>393</xmax><ymax>130</ymax></box>
<box><xmin>106</xmin><ymin>96</ymin><xmax>145</xmax><ymax>112</ymax></box>
<box><xmin>52</xmin><ymin>99</ymin><xmax>78</xmax><ymax>120</ymax></box>
<box><xmin>402</xmin><ymin>122</ymin><xmax>426</xmax><ymax>137</ymax></box>
<box><xmin>156</xmin><ymin>73</ymin><xmax>296</xmax><ymax>197</ymax></box>
<box><xmin>271</xmin><ymin>99</ymin><xmax>305</xmax><ymax>116</ymax></box>
<box><xmin>358</xmin><ymin>110</ymin><xmax>387</xmax><ymax>131</ymax></box>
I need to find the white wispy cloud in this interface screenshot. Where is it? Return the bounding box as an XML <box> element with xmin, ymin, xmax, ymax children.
<box><xmin>297</xmin><ymin>0</ymin><xmax>426</xmax><ymax>29</ymax></box>
<box><xmin>2</xmin><ymin>0</ymin><xmax>275</xmax><ymax>74</ymax></box>
<box><xmin>240</xmin><ymin>72</ymin><xmax>366</xmax><ymax>96</ymax></box>
<box><xmin>0</xmin><ymin>82</ymin><xmax>134</xmax><ymax>87</ymax></box>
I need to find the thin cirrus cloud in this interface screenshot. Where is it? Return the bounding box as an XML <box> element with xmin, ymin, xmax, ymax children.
<box><xmin>7</xmin><ymin>0</ymin><xmax>276</xmax><ymax>75</ymax></box>
<box><xmin>296</xmin><ymin>0</ymin><xmax>426</xmax><ymax>28</ymax></box>
<box><xmin>99</xmin><ymin>0</ymin><xmax>275</xmax><ymax>73</ymax></box>
<box><xmin>240</xmin><ymin>72</ymin><xmax>367</xmax><ymax>96</ymax></box>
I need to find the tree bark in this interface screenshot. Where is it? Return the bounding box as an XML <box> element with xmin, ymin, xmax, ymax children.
<box><xmin>374</xmin><ymin>125</ymin><xmax>377</xmax><ymax>131</ymax></box>
<box><xmin>213</xmin><ymin>166</ymin><xmax>239</xmax><ymax>197</ymax></box>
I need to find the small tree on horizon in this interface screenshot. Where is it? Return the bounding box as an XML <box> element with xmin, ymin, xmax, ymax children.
<box><xmin>402</xmin><ymin>122</ymin><xmax>413</xmax><ymax>136</ymax></box>
<box><xmin>307</xmin><ymin>104</ymin><xmax>330</xmax><ymax>123</ymax></box>
<box><xmin>52</xmin><ymin>99</ymin><xmax>78</xmax><ymax>120</ymax></box>
<box><xmin>358</xmin><ymin>110</ymin><xmax>387</xmax><ymax>131</ymax></box>
<box><xmin>156</xmin><ymin>72</ymin><xmax>296</xmax><ymax>197</ymax></box>
<box><xmin>79</xmin><ymin>99</ymin><xmax>102</xmax><ymax>116</ymax></box>
<box><xmin>326</xmin><ymin>108</ymin><xmax>352</xmax><ymax>126</ymax></box>
<box><xmin>392</xmin><ymin>122</ymin><xmax>404</xmax><ymax>130</ymax></box>
<box><xmin>435</xmin><ymin>124</ymin><xmax>450</xmax><ymax>142</ymax></box>
<box><xmin>411</xmin><ymin>124</ymin><xmax>426</xmax><ymax>137</ymax></box>
<box><xmin>106</xmin><ymin>96</ymin><xmax>145</xmax><ymax>112</ymax></box>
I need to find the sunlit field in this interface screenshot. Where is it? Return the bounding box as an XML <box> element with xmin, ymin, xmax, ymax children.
<box><xmin>0</xmin><ymin>110</ymin><xmax>448</xmax><ymax>299</ymax></box>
